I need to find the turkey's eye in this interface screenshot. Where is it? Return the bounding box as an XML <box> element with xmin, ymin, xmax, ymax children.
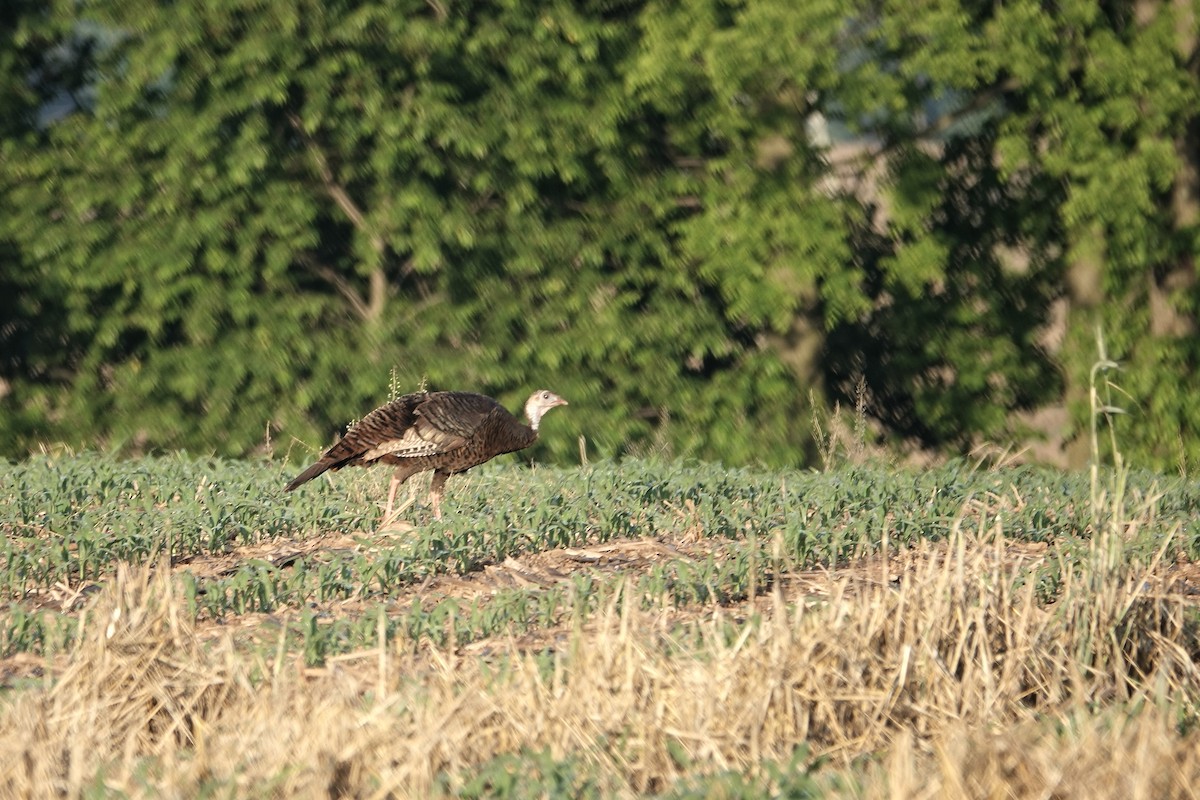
<box><xmin>542</xmin><ymin>392</ymin><xmax>550</xmax><ymax>399</ymax></box>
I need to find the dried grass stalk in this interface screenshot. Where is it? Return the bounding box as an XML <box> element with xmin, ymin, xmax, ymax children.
<box><xmin>1</xmin><ymin>525</ymin><xmax>1197</xmax><ymax>797</ymax></box>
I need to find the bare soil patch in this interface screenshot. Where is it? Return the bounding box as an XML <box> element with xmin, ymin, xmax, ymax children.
<box><xmin>8</xmin><ymin>531</ymin><xmax>1200</xmax><ymax>690</ymax></box>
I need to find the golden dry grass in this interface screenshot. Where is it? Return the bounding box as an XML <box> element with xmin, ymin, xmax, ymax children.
<box><xmin>2</xmin><ymin>519</ymin><xmax>1198</xmax><ymax>797</ymax></box>
<box><xmin>873</xmin><ymin>710</ymin><xmax>1200</xmax><ymax>800</ymax></box>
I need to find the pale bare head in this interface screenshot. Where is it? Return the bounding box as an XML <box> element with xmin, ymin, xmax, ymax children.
<box><xmin>525</xmin><ymin>389</ymin><xmax>568</xmax><ymax>430</ymax></box>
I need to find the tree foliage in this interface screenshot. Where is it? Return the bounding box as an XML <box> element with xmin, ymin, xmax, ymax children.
<box><xmin>1</xmin><ymin>0</ymin><xmax>1198</xmax><ymax>471</ymax></box>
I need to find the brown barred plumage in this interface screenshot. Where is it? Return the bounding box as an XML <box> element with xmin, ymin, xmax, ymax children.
<box><xmin>285</xmin><ymin>389</ymin><xmax>567</xmax><ymax>521</ymax></box>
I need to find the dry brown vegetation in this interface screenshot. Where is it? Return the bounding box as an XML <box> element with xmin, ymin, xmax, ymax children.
<box><xmin>3</xmin><ymin>510</ymin><xmax>1199</xmax><ymax>798</ymax></box>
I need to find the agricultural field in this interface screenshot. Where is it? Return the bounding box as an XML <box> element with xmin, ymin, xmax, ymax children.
<box><xmin>2</xmin><ymin>452</ymin><xmax>1200</xmax><ymax>797</ymax></box>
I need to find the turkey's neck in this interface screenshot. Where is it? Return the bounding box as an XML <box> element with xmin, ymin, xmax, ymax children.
<box><xmin>506</xmin><ymin>416</ymin><xmax>538</xmax><ymax>451</ymax></box>
<box><xmin>521</xmin><ymin>422</ymin><xmax>539</xmax><ymax>445</ymax></box>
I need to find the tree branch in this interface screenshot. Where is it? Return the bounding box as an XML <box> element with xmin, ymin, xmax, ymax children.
<box><xmin>297</xmin><ymin>253</ymin><xmax>371</xmax><ymax>320</ymax></box>
<box><xmin>367</xmin><ymin>264</ymin><xmax>387</xmax><ymax>322</ymax></box>
<box><xmin>288</xmin><ymin>112</ymin><xmax>389</xmax><ymax>322</ymax></box>
<box><xmin>288</xmin><ymin>112</ymin><xmax>385</xmax><ymax>254</ymax></box>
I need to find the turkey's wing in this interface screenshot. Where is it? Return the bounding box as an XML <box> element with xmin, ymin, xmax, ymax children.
<box><xmin>415</xmin><ymin>393</ymin><xmax>501</xmax><ymax>440</ymax></box>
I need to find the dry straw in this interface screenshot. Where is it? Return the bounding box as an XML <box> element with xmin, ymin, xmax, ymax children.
<box><xmin>2</xmin><ymin>514</ymin><xmax>1198</xmax><ymax>797</ymax></box>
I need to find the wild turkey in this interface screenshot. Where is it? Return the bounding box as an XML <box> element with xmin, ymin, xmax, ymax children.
<box><xmin>285</xmin><ymin>389</ymin><xmax>567</xmax><ymax>521</ymax></box>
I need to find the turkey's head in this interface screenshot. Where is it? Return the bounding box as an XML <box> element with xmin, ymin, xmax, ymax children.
<box><xmin>525</xmin><ymin>389</ymin><xmax>568</xmax><ymax>431</ymax></box>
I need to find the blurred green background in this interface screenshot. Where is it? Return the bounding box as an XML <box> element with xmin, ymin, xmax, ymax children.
<box><xmin>1</xmin><ymin>0</ymin><xmax>1197</xmax><ymax>471</ymax></box>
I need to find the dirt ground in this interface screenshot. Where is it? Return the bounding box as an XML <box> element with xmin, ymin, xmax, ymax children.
<box><xmin>6</xmin><ymin>528</ymin><xmax>1200</xmax><ymax>689</ymax></box>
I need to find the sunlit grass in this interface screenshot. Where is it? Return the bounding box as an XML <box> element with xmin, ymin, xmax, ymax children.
<box><xmin>2</xmin><ymin>454</ymin><xmax>1199</xmax><ymax>660</ymax></box>
<box><xmin>1</xmin><ymin>452</ymin><xmax>1200</xmax><ymax>796</ymax></box>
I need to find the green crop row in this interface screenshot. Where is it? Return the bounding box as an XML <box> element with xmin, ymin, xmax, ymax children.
<box><xmin>2</xmin><ymin>454</ymin><xmax>1198</xmax><ymax>664</ymax></box>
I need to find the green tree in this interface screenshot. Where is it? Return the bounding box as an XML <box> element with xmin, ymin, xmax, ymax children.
<box><xmin>3</xmin><ymin>0</ymin><xmax>1197</xmax><ymax>472</ymax></box>
<box><xmin>0</xmin><ymin>0</ymin><xmax>866</xmax><ymax>465</ymax></box>
<box><xmin>824</xmin><ymin>0</ymin><xmax>1199</xmax><ymax>468</ymax></box>
<box><xmin>0</xmin><ymin>1</ymin><xmax>82</xmax><ymax>454</ymax></box>
<box><xmin>819</xmin><ymin>0</ymin><xmax>1070</xmax><ymax>449</ymax></box>
<box><xmin>986</xmin><ymin>0</ymin><xmax>1200</xmax><ymax>470</ymax></box>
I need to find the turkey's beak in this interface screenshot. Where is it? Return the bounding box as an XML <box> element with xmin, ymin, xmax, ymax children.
<box><xmin>554</xmin><ymin>397</ymin><xmax>569</xmax><ymax>408</ymax></box>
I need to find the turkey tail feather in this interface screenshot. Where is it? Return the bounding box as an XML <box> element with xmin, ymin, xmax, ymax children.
<box><xmin>285</xmin><ymin>459</ymin><xmax>336</xmax><ymax>491</ymax></box>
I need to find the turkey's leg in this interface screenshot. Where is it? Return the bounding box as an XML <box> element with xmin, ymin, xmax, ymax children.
<box><xmin>429</xmin><ymin>470</ymin><xmax>450</xmax><ymax>521</ymax></box>
<box><xmin>379</xmin><ymin>465</ymin><xmax>418</xmax><ymax>528</ymax></box>
<box><xmin>383</xmin><ymin>470</ymin><xmax>403</xmax><ymax>522</ymax></box>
